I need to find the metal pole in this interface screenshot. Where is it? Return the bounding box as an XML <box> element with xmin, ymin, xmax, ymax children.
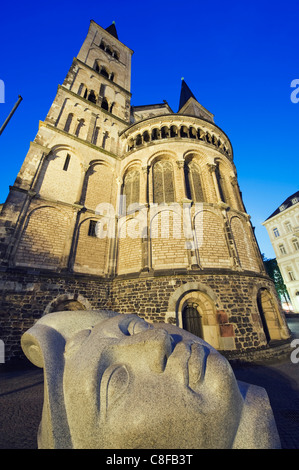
<box><xmin>0</xmin><ymin>95</ymin><xmax>23</xmax><ymax>136</ymax></box>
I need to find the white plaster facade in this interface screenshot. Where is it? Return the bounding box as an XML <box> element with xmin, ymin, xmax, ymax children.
<box><xmin>263</xmin><ymin>192</ymin><xmax>299</xmax><ymax>313</ymax></box>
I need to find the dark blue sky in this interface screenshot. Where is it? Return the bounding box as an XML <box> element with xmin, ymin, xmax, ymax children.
<box><xmin>0</xmin><ymin>0</ymin><xmax>298</xmax><ymax>258</ymax></box>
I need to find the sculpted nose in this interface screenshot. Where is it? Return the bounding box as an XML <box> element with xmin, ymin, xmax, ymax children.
<box><xmin>117</xmin><ymin>327</ymin><xmax>174</xmax><ymax>373</ymax></box>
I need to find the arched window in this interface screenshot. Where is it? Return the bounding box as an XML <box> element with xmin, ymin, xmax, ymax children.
<box><xmin>206</xmin><ymin>133</ymin><xmax>212</xmax><ymax>143</ymax></box>
<box><xmin>63</xmin><ymin>154</ymin><xmax>71</xmax><ymax>171</ymax></box>
<box><xmin>292</xmin><ymin>238</ymin><xmax>299</xmax><ymax>252</ymax></box>
<box><xmin>92</xmin><ymin>126</ymin><xmax>100</xmax><ymax>146</ymax></box>
<box><xmin>100</xmin><ymin>67</ymin><xmax>109</xmax><ymax>79</ymax></box>
<box><xmin>127</xmin><ymin>138</ymin><xmax>134</xmax><ymax>151</ymax></box>
<box><xmin>88</xmin><ymin>90</ymin><xmax>97</xmax><ymax>104</ymax></box>
<box><xmin>189</xmin><ymin>127</ymin><xmax>197</xmax><ymax>139</ymax></box>
<box><xmin>122</xmin><ymin>169</ymin><xmax>140</xmax><ymax>212</ymax></box>
<box><xmin>75</xmin><ymin>119</ymin><xmax>84</xmax><ymax>138</ymax></box>
<box><xmin>77</xmin><ymin>83</ymin><xmax>87</xmax><ymax>96</ymax></box>
<box><xmin>161</xmin><ymin>126</ymin><xmax>169</xmax><ymax>138</ymax></box>
<box><xmin>170</xmin><ymin>126</ymin><xmax>178</xmax><ymax>137</ymax></box>
<box><xmin>102</xmin><ymin>131</ymin><xmax>109</xmax><ymax>149</ymax></box>
<box><xmin>153</xmin><ymin>160</ymin><xmax>175</xmax><ymax>204</ymax></box>
<box><xmin>94</xmin><ymin>61</ymin><xmax>100</xmax><ymax>73</ymax></box>
<box><xmin>136</xmin><ymin>134</ymin><xmax>142</xmax><ymax>146</ymax></box>
<box><xmin>101</xmin><ymin>97</ymin><xmax>109</xmax><ymax>111</ymax></box>
<box><xmin>186</xmin><ymin>161</ymin><xmax>204</xmax><ymax>202</ymax></box>
<box><xmin>64</xmin><ymin>113</ymin><xmax>73</xmax><ymax>133</ymax></box>
<box><xmin>180</xmin><ymin>126</ymin><xmax>188</xmax><ymax>137</ymax></box>
<box><xmin>151</xmin><ymin>128</ymin><xmax>159</xmax><ymax>141</ymax></box>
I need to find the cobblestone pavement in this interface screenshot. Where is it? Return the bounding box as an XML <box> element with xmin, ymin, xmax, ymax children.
<box><xmin>0</xmin><ymin>318</ymin><xmax>299</xmax><ymax>449</ymax></box>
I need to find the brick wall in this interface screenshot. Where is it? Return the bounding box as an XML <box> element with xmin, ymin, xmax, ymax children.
<box><xmin>15</xmin><ymin>205</ymin><xmax>71</xmax><ymax>270</ymax></box>
<box><xmin>230</xmin><ymin>216</ymin><xmax>259</xmax><ymax>271</ymax></box>
<box><xmin>84</xmin><ymin>163</ymin><xmax>116</xmax><ymax>210</ymax></box>
<box><xmin>117</xmin><ymin>218</ymin><xmax>143</xmax><ymax>274</ymax></box>
<box><xmin>74</xmin><ymin>217</ymin><xmax>110</xmax><ymax>275</ymax></box>
<box><xmin>195</xmin><ymin>209</ymin><xmax>231</xmax><ymax>268</ymax></box>
<box><xmin>151</xmin><ymin>210</ymin><xmax>189</xmax><ymax>269</ymax></box>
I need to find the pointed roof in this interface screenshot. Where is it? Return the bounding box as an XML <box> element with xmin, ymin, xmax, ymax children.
<box><xmin>105</xmin><ymin>22</ymin><xmax>118</xmax><ymax>39</ymax></box>
<box><xmin>178</xmin><ymin>79</ymin><xmax>214</xmax><ymax>123</ymax></box>
<box><xmin>179</xmin><ymin>79</ymin><xmax>197</xmax><ymax>111</ymax></box>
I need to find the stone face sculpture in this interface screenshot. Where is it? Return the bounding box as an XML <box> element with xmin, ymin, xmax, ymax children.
<box><xmin>21</xmin><ymin>310</ymin><xmax>281</xmax><ymax>449</ymax></box>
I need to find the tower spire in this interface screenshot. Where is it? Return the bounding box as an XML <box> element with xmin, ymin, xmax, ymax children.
<box><xmin>105</xmin><ymin>21</ymin><xmax>118</xmax><ymax>39</ymax></box>
<box><xmin>178</xmin><ymin>79</ymin><xmax>197</xmax><ymax>111</ymax></box>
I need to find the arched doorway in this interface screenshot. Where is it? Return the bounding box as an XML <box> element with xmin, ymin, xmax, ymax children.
<box><xmin>257</xmin><ymin>289</ymin><xmax>271</xmax><ymax>342</ymax></box>
<box><xmin>178</xmin><ymin>290</ymin><xmax>220</xmax><ymax>349</ymax></box>
<box><xmin>182</xmin><ymin>301</ymin><xmax>203</xmax><ymax>339</ymax></box>
<box><xmin>257</xmin><ymin>288</ymin><xmax>287</xmax><ymax>341</ymax></box>
<box><xmin>44</xmin><ymin>294</ymin><xmax>91</xmax><ymax>315</ymax></box>
<box><xmin>52</xmin><ymin>300</ymin><xmax>86</xmax><ymax>312</ymax></box>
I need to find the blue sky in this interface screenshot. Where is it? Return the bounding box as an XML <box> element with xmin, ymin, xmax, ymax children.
<box><xmin>0</xmin><ymin>0</ymin><xmax>298</xmax><ymax>259</ymax></box>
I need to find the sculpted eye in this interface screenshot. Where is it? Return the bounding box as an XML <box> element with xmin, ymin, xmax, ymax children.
<box><xmin>101</xmin><ymin>364</ymin><xmax>130</xmax><ymax>414</ymax></box>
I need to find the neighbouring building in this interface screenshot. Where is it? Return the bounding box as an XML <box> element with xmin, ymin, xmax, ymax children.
<box><xmin>263</xmin><ymin>191</ymin><xmax>299</xmax><ymax>314</ymax></box>
<box><xmin>0</xmin><ymin>20</ymin><xmax>291</xmax><ymax>365</ymax></box>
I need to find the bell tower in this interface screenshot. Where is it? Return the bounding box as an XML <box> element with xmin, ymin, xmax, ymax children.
<box><xmin>44</xmin><ymin>20</ymin><xmax>133</xmax><ymax>144</ymax></box>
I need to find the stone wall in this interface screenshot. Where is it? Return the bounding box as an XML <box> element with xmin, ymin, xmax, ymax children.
<box><xmin>0</xmin><ymin>270</ymin><xmax>111</xmax><ymax>366</ymax></box>
<box><xmin>0</xmin><ymin>267</ymin><xmax>290</xmax><ymax>366</ymax></box>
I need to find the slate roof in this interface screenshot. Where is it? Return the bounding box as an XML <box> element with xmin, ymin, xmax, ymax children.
<box><xmin>265</xmin><ymin>190</ymin><xmax>299</xmax><ymax>220</ymax></box>
<box><xmin>178</xmin><ymin>80</ymin><xmax>197</xmax><ymax>111</ymax></box>
<box><xmin>105</xmin><ymin>22</ymin><xmax>118</xmax><ymax>39</ymax></box>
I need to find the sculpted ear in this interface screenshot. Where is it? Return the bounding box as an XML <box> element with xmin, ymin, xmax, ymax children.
<box><xmin>21</xmin><ymin>323</ymin><xmax>65</xmax><ymax>368</ymax></box>
<box><xmin>21</xmin><ymin>323</ymin><xmax>71</xmax><ymax>448</ymax></box>
<box><xmin>20</xmin><ymin>310</ymin><xmax>120</xmax><ymax>449</ymax></box>
<box><xmin>21</xmin><ymin>310</ymin><xmax>120</xmax><ymax>366</ymax></box>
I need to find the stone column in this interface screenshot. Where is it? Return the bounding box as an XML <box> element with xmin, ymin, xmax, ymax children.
<box><xmin>140</xmin><ymin>166</ymin><xmax>148</xmax><ymax>205</ymax></box>
<box><xmin>208</xmin><ymin>163</ymin><xmax>221</xmax><ymax>203</ymax></box>
<box><xmin>76</xmin><ymin>163</ymin><xmax>90</xmax><ymax>205</ymax></box>
<box><xmin>148</xmin><ymin>164</ymin><xmax>154</xmax><ymax>203</ymax></box>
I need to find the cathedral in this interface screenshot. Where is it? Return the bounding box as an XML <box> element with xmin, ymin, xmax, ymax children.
<box><xmin>0</xmin><ymin>20</ymin><xmax>291</xmax><ymax>365</ymax></box>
